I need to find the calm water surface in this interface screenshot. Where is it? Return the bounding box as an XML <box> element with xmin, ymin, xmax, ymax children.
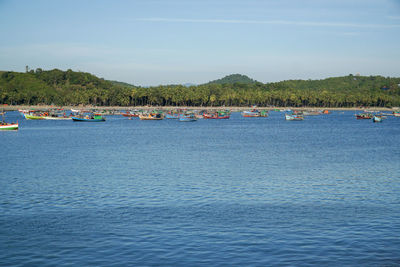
<box><xmin>1</xmin><ymin>111</ymin><xmax>400</xmax><ymax>266</ymax></box>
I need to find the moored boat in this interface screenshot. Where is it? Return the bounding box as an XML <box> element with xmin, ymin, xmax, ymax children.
<box><xmin>179</xmin><ymin>114</ymin><xmax>197</xmax><ymax>122</ymax></box>
<box><xmin>355</xmin><ymin>113</ymin><xmax>373</xmax><ymax>119</ymax></box>
<box><xmin>372</xmin><ymin>116</ymin><xmax>383</xmax><ymax>123</ymax></box>
<box><xmin>72</xmin><ymin>114</ymin><xmax>106</xmax><ymax>122</ymax></box>
<box><xmin>165</xmin><ymin>113</ymin><xmax>181</xmax><ymax>119</ymax></box>
<box><xmin>302</xmin><ymin>110</ymin><xmax>321</xmax><ymax>116</ymax></box>
<box><xmin>285</xmin><ymin>114</ymin><xmax>304</xmax><ymax>121</ymax></box>
<box><xmin>1</xmin><ymin>111</ymin><xmax>18</xmax><ymax>130</ymax></box>
<box><xmin>122</xmin><ymin>110</ymin><xmax>140</xmax><ymax>117</ymax></box>
<box><xmin>241</xmin><ymin>109</ymin><xmax>268</xmax><ymax>117</ymax></box>
<box><xmin>139</xmin><ymin>113</ymin><xmax>164</xmax><ymax>120</ymax></box>
<box><xmin>42</xmin><ymin>116</ymin><xmax>72</xmax><ymax>120</ymax></box>
<box><xmin>24</xmin><ymin>114</ymin><xmax>46</xmax><ymax>120</ymax></box>
<box><xmin>203</xmin><ymin>110</ymin><xmax>230</xmax><ymax>119</ymax></box>
<box><xmin>0</xmin><ymin>122</ymin><xmax>18</xmax><ymax>130</ymax></box>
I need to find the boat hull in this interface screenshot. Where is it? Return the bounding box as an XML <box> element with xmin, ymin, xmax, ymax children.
<box><xmin>285</xmin><ymin>114</ymin><xmax>304</xmax><ymax>121</ymax></box>
<box><xmin>0</xmin><ymin>123</ymin><xmax>18</xmax><ymax>130</ymax></box>
<box><xmin>179</xmin><ymin>116</ymin><xmax>197</xmax><ymax>122</ymax></box>
<box><xmin>203</xmin><ymin>114</ymin><xmax>230</xmax><ymax>119</ymax></box>
<box><xmin>139</xmin><ymin>115</ymin><xmax>164</xmax><ymax>120</ymax></box>
<box><xmin>373</xmin><ymin>116</ymin><xmax>382</xmax><ymax>122</ymax></box>
<box><xmin>24</xmin><ymin>114</ymin><xmax>45</xmax><ymax>120</ymax></box>
<box><xmin>165</xmin><ymin>114</ymin><xmax>180</xmax><ymax>119</ymax></box>
<box><xmin>122</xmin><ymin>113</ymin><xmax>139</xmax><ymax>117</ymax></box>
<box><xmin>72</xmin><ymin>117</ymin><xmax>105</xmax><ymax>122</ymax></box>
<box><xmin>43</xmin><ymin>116</ymin><xmax>72</xmax><ymax>120</ymax></box>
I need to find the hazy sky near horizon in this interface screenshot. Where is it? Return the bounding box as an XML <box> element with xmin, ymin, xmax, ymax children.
<box><xmin>1</xmin><ymin>0</ymin><xmax>400</xmax><ymax>86</ymax></box>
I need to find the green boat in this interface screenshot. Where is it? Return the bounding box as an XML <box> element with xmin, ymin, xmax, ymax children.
<box><xmin>0</xmin><ymin>122</ymin><xmax>18</xmax><ymax>130</ymax></box>
<box><xmin>24</xmin><ymin>114</ymin><xmax>45</xmax><ymax>120</ymax></box>
<box><xmin>72</xmin><ymin>115</ymin><xmax>106</xmax><ymax>122</ymax></box>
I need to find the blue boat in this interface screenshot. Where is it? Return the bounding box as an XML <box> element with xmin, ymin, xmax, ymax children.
<box><xmin>165</xmin><ymin>114</ymin><xmax>180</xmax><ymax>119</ymax></box>
<box><xmin>179</xmin><ymin>114</ymin><xmax>197</xmax><ymax>122</ymax></box>
<box><xmin>72</xmin><ymin>115</ymin><xmax>106</xmax><ymax>122</ymax></box>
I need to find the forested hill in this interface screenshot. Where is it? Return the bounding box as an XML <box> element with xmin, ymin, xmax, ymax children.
<box><xmin>1</xmin><ymin>68</ymin><xmax>400</xmax><ymax>107</ymax></box>
<box><xmin>207</xmin><ymin>74</ymin><xmax>258</xmax><ymax>84</ymax></box>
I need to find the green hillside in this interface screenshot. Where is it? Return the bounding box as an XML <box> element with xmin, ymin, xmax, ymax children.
<box><xmin>1</xmin><ymin>68</ymin><xmax>399</xmax><ymax>107</ymax></box>
<box><xmin>208</xmin><ymin>74</ymin><xmax>258</xmax><ymax>84</ymax></box>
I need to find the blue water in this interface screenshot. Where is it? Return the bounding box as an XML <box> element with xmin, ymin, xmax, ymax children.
<box><xmin>1</xmin><ymin>111</ymin><xmax>400</xmax><ymax>266</ymax></box>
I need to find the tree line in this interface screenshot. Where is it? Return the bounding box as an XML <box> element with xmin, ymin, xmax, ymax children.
<box><xmin>1</xmin><ymin>69</ymin><xmax>399</xmax><ymax>107</ymax></box>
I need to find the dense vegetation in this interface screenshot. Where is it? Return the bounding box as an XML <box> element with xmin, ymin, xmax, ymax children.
<box><xmin>208</xmin><ymin>74</ymin><xmax>258</xmax><ymax>84</ymax></box>
<box><xmin>1</xmin><ymin>68</ymin><xmax>400</xmax><ymax>107</ymax></box>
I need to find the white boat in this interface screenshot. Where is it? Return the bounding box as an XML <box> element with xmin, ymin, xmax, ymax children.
<box><xmin>42</xmin><ymin>116</ymin><xmax>72</xmax><ymax>120</ymax></box>
<box><xmin>285</xmin><ymin>114</ymin><xmax>304</xmax><ymax>121</ymax></box>
<box><xmin>372</xmin><ymin>116</ymin><xmax>383</xmax><ymax>123</ymax></box>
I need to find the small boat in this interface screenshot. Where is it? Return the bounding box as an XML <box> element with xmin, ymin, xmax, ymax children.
<box><xmin>42</xmin><ymin>116</ymin><xmax>72</xmax><ymax>120</ymax></box>
<box><xmin>179</xmin><ymin>114</ymin><xmax>197</xmax><ymax>122</ymax></box>
<box><xmin>285</xmin><ymin>114</ymin><xmax>304</xmax><ymax>121</ymax></box>
<box><xmin>72</xmin><ymin>114</ymin><xmax>106</xmax><ymax>122</ymax></box>
<box><xmin>139</xmin><ymin>113</ymin><xmax>164</xmax><ymax>120</ymax></box>
<box><xmin>165</xmin><ymin>113</ymin><xmax>181</xmax><ymax>119</ymax></box>
<box><xmin>1</xmin><ymin>111</ymin><xmax>18</xmax><ymax>130</ymax></box>
<box><xmin>393</xmin><ymin>111</ymin><xmax>400</xmax><ymax>117</ymax></box>
<box><xmin>122</xmin><ymin>110</ymin><xmax>140</xmax><ymax>117</ymax></box>
<box><xmin>356</xmin><ymin>113</ymin><xmax>373</xmax><ymax>119</ymax></box>
<box><xmin>203</xmin><ymin>110</ymin><xmax>230</xmax><ymax>119</ymax></box>
<box><xmin>0</xmin><ymin>122</ymin><xmax>18</xmax><ymax>130</ymax></box>
<box><xmin>372</xmin><ymin>116</ymin><xmax>383</xmax><ymax>123</ymax></box>
<box><xmin>24</xmin><ymin>114</ymin><xmax>45</xmax><ymax>120</ymax></box>
<box><xmin>302</xmin><ymin>110</ymin><xmax>321</xmax><ymax>116</ymax></box>
<box><xmin>241</xmin><ymin>109</ymin><xmax>268</xmax><ymax>117</ymax></box>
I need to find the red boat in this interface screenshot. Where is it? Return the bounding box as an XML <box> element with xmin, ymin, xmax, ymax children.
<box><xmin>356</xmin><ymin>113</ymin><xmax>373</xmax><ymax>119</ymax></box>
<box><xmin>122</xmin><ymin>112</ymin><xmax>139</xmax><ymax>117</ymax></box>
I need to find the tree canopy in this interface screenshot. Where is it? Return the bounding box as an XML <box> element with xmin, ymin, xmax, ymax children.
<box><xmin>207</xmin><ymin>74</ymin><xmax>258</xmax><ymax>84</ymax></box>
<box><xmin>1</xmin><ymin>69</ymin><xmax>399</xmax><ymax>107</ymax></box>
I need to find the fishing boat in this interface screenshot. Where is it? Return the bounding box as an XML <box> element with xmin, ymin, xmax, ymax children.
<box><xmin>139</xmin><ymin>113</ymin><xmax>164</xmax><ymax>120</ymax></box>
<box><xmin>203</xmin><ymin>110</ymin><xmax>230</xmax><ymax>119</ymax></box>
<box><xmin>165</xmin><ymin>113</ymin><xmax>181</xmax><ymax>119</ymax></box>
<box><xmin>393</xmin><ymin>111</ymin><xmax>400</xmax><ymax>117</ymax></box>
<box><xmin>0</xmin><ymin>122</ymin><xmax>18</xmax><ymax>130</ymax></box>
<box><xmin>43</xmin><ymin>115</ymin><xmax>72</xmax><ymax>120</ymax></box>
<box><xmin>372</xmin><ymin>116</ymin><xmax>383</xmax><ymax>123</ymax></box>
<box><xmin>355</xmin><ymin>113</ymin><xmax>373</xmax><ymax>119</ymax></box>
<box><xmin>0</xmin><ymin>111</ymin><xmax>18</xmax><ymax>130</ymax></box>
<box><xmin>72</xmin><ymin>114</ymin><xmax>106</xmax><ymax>122</ymax></box>
<box><xmin>122</xmin><ymin>110</ymin><xmax>140</xmax><ymax>117</ymax></box>
<box><xmin>24</xmin><ymin>114</ymin><xmax>45</xmax><ymax>120</ymax></box>
<box><xmin>285</xmin><ymin>114</ymin><xmax>304</xmax><ymax>121</ymax></box>
<box><xmin>241</xmin><ymin>109</ymin><xmax>269</xmax><ymax>117</ymax></box>
<box><xmin>302</xmin><ymin>110</ymin><xmax>321</xmax><ymax>116</ymax></box>
<box><xmin>179</xmin><ymin>114</ymin><xmax>197</xmax><ymax>122</ymax></box>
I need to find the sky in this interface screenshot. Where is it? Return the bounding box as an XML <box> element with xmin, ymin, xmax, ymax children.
<box><xmin>0</xmin><ymin>0</ymin><xmax>400</xmax><ymax>86</ymax></box>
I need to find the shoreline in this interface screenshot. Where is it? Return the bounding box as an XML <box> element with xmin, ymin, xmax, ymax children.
<box><xmin>2</xmin><ymin>105</ymin><xmax>398</xmax><ymax>112</ymax></box>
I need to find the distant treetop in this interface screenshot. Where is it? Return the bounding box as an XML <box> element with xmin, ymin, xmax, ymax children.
<box><xmin>207</xmin><ymin>74</ymin><xmax>258</xmax><ymax>84</ymax></box>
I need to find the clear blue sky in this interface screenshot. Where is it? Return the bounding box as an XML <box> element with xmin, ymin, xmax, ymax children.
<box><xmin>1</xmin><ymin>0</ymin><xmax>399</xmax><ymax>86</ymax></box>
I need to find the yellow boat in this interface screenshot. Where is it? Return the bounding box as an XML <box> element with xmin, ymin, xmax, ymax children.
<box><xmin>139</xmin><ymin>113</ymin><xmax>164</xmax><ymax>120</ymax></box>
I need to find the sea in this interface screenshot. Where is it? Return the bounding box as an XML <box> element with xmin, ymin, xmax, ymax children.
<box><xmin>1</xmin><ymin>110</ymin><xmax>399</xmax><ymax>266</ymax></box>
